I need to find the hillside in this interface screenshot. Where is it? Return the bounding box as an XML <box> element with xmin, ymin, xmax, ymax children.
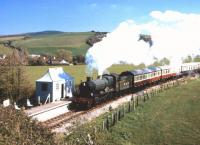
<box><xmin>0</xmin><ymin>44</ymin><xmax>12</xmax><ymax>55</ymax></box>
<box><xmin>13</xmin><ymin>32</ymin><xmax>95</xmax><ymax>55</ymax></box>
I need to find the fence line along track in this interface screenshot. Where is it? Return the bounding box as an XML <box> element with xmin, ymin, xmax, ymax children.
<box><xmin>42</xmin><ymin>77</ymin><xmax>190</xmax><ymax>132</ymax></box>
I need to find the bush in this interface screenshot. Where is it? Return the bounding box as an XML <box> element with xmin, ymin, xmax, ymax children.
<box><xmin>0</xmin><ymin>106</ymin><xmax>56</xmax><ymax>145</ymax></box>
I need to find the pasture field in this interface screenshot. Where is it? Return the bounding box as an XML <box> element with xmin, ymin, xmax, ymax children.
<box><xmin>0</xmin><ymin>44</ymin><xmax>12</xmax><ymax>55</ymax></box>
<box><xmin>65</xmin><ymin>79</ymin><xmax>200</xmax><ymax>145</ymax></box>
<box><xmin>0</xmin><ymin>35</ymin><xmax>26</xmax><ymax>42</ymax></box>
<box><xmin>14</xmin><ymin>32</ymin><xmax>95</xmax><ymax>55</ymax></box>
<box><xmin>25</xmin><ymin>64</ymin><xmax>137</xmax><ymax>87</ymax></box>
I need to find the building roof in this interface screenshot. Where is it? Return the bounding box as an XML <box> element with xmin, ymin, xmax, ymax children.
<box><xmin>60</xmin><ymin>59</ymin><xmax>69</xmax><ymax>64</ymax></box>
<box><xmin>36</xmin><ymin>67</ymin><xmax>73</xmax><ymax>82</ymax></box>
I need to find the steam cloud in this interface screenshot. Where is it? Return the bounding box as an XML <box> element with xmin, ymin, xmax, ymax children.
<box><xmin>86</xmin><ymin>10</ymin><xmax>200</xmax><ymax>75</ymax></box>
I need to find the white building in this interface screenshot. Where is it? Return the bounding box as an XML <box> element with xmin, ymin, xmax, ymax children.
<box><xmin>35</xmin><ymin>67</ymin><xmax>74</xmax><ymax>104</ymax></box>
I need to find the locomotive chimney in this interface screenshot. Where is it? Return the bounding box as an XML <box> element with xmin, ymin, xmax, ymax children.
<box><xmin>86</xmin><ymin>77</ymin><xmax>91</xmax><ymax>81</ymax></box>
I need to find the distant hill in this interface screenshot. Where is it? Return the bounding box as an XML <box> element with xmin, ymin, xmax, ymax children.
<box><xmin>25</xmin><ymin>30</ymin><xmax>65</xmax><ymax>37</ymax></box>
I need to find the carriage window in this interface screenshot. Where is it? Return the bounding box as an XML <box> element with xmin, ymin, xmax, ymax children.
<box><xmin>41</xmin><ymin>83</ymin><xmax>48</xmax><ymax>92</ymax></box>
<box><xmin>148</xmin><ymin>73</ymin><xmax>151</xmax><ymax>78</ymax></box>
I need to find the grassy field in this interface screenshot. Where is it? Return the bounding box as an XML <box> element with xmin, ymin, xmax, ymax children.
<box><xmin>0</xmin><ymin>36</ymin><xmax>26</xmax><ymax>42</ymax></box>
<box><xmin>64</xmin><ymin>79</ymin><xmax>200</xmax><ymax>145</ymax></box>
<box><xmin>25</xmin><ymin>64</ymin><xmax>137</xmax><ymax>87</ymax></box>
<box><xmin>14</xmin><ymin>32</ymin><xmax>95</xmax><ymax>55</ymax></box>
<box><xmin>0</xmin><ymin>44</ymin><xmax>12</xmax><ymax>55</ymax></box>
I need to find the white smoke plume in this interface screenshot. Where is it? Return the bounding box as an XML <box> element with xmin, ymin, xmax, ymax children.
<box><xmin>86</xmin><ymin>10</ymin><xmax>200</xmax><ymax>75</ymax></box>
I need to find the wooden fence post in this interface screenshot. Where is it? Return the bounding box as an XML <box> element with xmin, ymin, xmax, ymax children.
<box><xmin>128</xmin><ymin>101</ymin><xmax>131</xmax><ymax>112</ymax></box>
<box><xmin>102</xmin><ymin>120</ymin><xmax>105</xmax><ymax>131</ymax></box>
<box><xmin>106</xmin><ymin>116</ymin><xmax>109</xmax><ymax>130</ymax></box>
<box><xmin>123</xmin><ymin>104</ymin><xmax>125</xmax><ymax>117</ymax></box>
<box><xmin>111</xmin><ymin>113</ymin><xmax>114</xmax><ymax>126</ymax></box>
<box><xmin>116</xmin><ymin>110</ymin><xmax>118</xmax><ymax>122</ymax></box>
<box><xmin>133</xmin><ymin>97</ymin><xmax>136</xmax><ymax>110</ymax></box>
<box><xmin>118</xmin><ymin>110</ymin><xmax>121</xmax><ymax>121</ymax></box>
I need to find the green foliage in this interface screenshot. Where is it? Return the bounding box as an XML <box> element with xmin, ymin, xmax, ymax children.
<box><xmin>0</xmin><ymin>51</ymin><xmax>34</xmax><ymax>102</ymax></box>
<box><xmin>64</xmin><ymin>79</ymin><xmax>200</xmax><ymax>144</ymax></box>
<box><xmin>194</xmin><ymin>55</ymin><xmax>200</xmax><ymax>62</ymax></box>
<box><xmin>56</xmin><ymin>49</ymin><xmax>73</xmax><ymax>62</ymax></box>
<box><xmin>153</xmin><ymin>57</ymin><xmax>170</xmax><ymax>66</ymax></box>
<box><xmin>183</xmin><ymin>55</ymin><xmax>193</xmax><ymax>63</ymax></box>
<box><xmin>0</xmin><ymin>106</ymin><xmax>55</xmax><ymax>145</ymax></box>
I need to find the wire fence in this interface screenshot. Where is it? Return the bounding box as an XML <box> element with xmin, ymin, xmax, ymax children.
<box><xmin>95</xmin><ymin>78</ymin><xmax>187</xmax><ymax>132</ymax></box>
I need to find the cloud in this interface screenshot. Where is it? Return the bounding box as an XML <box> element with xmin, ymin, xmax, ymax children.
<box><xmin>86</xmin><ymin>10</ymin><xmax>200</xmax><ymax>75</ymax></box>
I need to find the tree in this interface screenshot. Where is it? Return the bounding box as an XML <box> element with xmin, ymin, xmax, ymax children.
<box><xmin>152</xmin><ymin>57</ymin><xmax>170</xmax><ymax>66</ymax></box>
<box><xmin>0</xmin><ymin>50</ymin><xmax>34</xmax><ymax>103</ymax></box>
<box><xmin>183</xmin><ymin>55</ymin><xmax>193</xmax><ymax>63</ymax></box>
<box><xmin>56</xmin><ymin>49</ymin><xmax>73</xmax><ymax>62</ymax></box>
<box><xmin>194</xmin><ymin>55</ymin><xmax>200</xmax><ymax>62</ymax></box>
<box><xmin>19</xmin><ymin>48</ymin><xmax>29</xmax><ymax>65</ymax></box>
<box><xmin>73</xmin><ymin>55</ymin><xmax>85</xmax><ymax>64</ymax></box>
<box><xmin>159</xmin><ymin>57</ymin><xmax>170</xmax><ymax>65</ymax></box>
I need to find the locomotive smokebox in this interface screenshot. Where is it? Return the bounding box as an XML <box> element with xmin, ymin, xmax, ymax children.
<box><xmin>86</xmin><ymin>76</ymin><xmax>92</xmax><ymax>82</ymax></box>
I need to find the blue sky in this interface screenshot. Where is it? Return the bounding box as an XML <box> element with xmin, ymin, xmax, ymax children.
<box><xmin>1</xmin><ymin>0</ymin><xmax>200</xmax><ymax>35</ymax></box>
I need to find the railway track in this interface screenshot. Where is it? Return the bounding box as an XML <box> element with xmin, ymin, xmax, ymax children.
<box><xmin>42</xmin><ymin>98</ymin><xmax>116</xmax><ymax>130</ymax></box>
<box><xmin>42</xmin><ymin>111</ymin><xmax>83</xmax><ymax>129</ymax></box>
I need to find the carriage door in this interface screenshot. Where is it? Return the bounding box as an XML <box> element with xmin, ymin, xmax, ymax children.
<box><xmin>61</xmin><ymin>84</ymin><xmax>64</xmax><ymax>98</ymax></box>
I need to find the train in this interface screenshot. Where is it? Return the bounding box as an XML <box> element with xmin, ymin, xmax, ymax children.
<box><xmin>72</xmin><ymin>62</ymin><xmax>200</xmax><ymax>108</ymax></box>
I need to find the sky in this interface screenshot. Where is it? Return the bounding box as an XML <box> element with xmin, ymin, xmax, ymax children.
<box><xmin>1</xmin><ymin>0</ymin><xmax>200</xmax><ymax>35</ymax></box>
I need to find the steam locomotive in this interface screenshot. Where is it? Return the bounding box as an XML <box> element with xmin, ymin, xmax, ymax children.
<box><xmin>72</xmin><ymin>62</ymin><xmax>200</xmax><ymax>108</ymax></box>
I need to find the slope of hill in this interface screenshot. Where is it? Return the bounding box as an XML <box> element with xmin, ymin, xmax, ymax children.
<box><xmin>14</xmin><ymin>32</ymin><xmax>95</xmax><ymax>55</ymax></box>
<box><xmin>0</xmin><ymin>44</ymin><xmax>12</xmax><ymax>55</ymax></box>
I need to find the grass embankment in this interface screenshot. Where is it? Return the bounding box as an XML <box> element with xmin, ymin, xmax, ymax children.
<box><xmin>25</xmin><ymin>64</ymin><xmax>137</xmax><ymax>87</ymax></box>
<box><xmin>14</xmin><ymin>32</ymin><xmax>95</xmax><ymax>55</ymax></box>
<box><xmin>65</xmin><ymin>79</ymin><xmax>200</xmax><ymax>145</ymax></box>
